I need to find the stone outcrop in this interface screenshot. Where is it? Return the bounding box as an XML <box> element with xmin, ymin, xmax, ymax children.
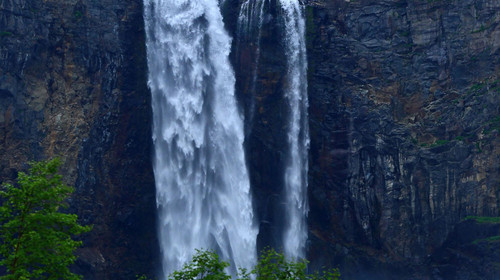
<box><xmin>0</xmin><ymin>0</ymin><xmax>158</xmax><ymax>278</ymax></box>
<box><xmin>228</xmin><ymin>0</ymin><xmax>499</xmax><ymax>278</ymax></box>
<box><xmin>303</xmin><ymin>0</ymin><xmax>499</xmax><ymax>278</ymax></box>
<box><xmin>1</xmin><ymin>0</ymin><xmax>499</xmax><ymax>279</ymax></box>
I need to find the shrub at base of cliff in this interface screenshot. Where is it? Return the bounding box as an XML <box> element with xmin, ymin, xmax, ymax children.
<box><xmin>154</xmin><ymin>248</ymin><xmax>341</xmax><ymax>280</ymax></box>
<box><xmin>0</xmin><ymin>159</ymin><xmax>91</xmax><ymax>280</ymax></box>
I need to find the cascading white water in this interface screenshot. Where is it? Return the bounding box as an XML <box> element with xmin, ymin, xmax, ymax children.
<box><xmin>236</xmin><ymin>0</ymin><xmax>266</xmax><ymax>130</ymax></box>
<box><xmin>236</xmin><ymin>0</ymin><xmax>309</xmax><ymax>259</ymax></box>
<box><xmin>280</xmin><ymin>0</ymin><xmax>310</xmax><ymax>259</ymax></box>
<box><xmin>144</xmin><ymin>0</ymin><xmax>258</xmax><ymax>276</ymax></box>
<box><xmin>237</xmin><ymin>0</ymin><xmax>265</xmax><ymax>42</ymax></box>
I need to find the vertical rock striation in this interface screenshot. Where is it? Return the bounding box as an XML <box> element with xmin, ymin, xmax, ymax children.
<box><xmin>234</xmin><ymin>0</ymin><xmax>310</xmax><ymax>259</ymax></box>
<box><xmin>305</xmin><ymin>0</ymin><xmax>500</xmax><ymax>278</ymax></box>
<box><xmin>1</xmin><ymin>0</ymin><xmax>499</xmax><ymax>278</ymax></box>
<box><xmin>232</xmin><ymin>0</ymin><xmax>293</xmax><ymax>252</ymax></box>
<box><xmin>0</xmin><ymin>0</ymin><xmax>158</xmax><ymax>278</ymax></box>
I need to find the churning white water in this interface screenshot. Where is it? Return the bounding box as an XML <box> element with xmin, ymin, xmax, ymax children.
<box><xmin>280</xmin><ymin>0</ymin><xmax>310</xmax><ymax>259</ymax></box>
<box><xmin>144</xmin><ymin>0</ymin><xmax>258</xmax><ymax>276</ymax></box>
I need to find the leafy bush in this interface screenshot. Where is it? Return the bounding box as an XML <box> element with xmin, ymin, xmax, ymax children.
<box><xmin>0</xmin><ymin>159</ymin><xmax>91</xmax><ymax>280</ymax></box>
<box><xmin>164</xmin><ymin>248</ymin><xmax>340</xmax><ymax>280</ymax></box>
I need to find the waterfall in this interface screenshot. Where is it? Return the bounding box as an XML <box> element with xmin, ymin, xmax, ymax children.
<box><xmin>237</xmin><ymin>0</ymin><xmax>266</xmax><ymax>45</ymax></box>
<box><xmin>236</xmin><ymin>0</ymin><xmax>309</xmax><ymax>259</ymax></box>
<box><xmin>144</xmin><ymin>0</ymin><xmax>258</xmax><ymax>276</ymax></box>
<box><xmin>280</xmin><ymin>0</ymin><xmax>309</xmax><ymax>259</ymax></box>
<box><xmin>236</xmin><ymin>0</ymin><xmax>266</xmax><ymax>133</ymax></box>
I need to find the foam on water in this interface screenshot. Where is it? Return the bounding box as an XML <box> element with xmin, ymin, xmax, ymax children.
<box><xmin>144</xmin><ymin>0</ymin><xmax>258</xmax><ymax>276</ymax></box>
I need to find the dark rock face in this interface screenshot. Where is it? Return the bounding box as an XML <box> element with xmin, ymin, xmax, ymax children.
<box><xmin>430</xmin><ymin>219</ymin><xmax>500</xmax><ymax>279</ymax></box>
<box><xmin>230</xmin><ymin>0</ymin><xmax>294</xmax><ymax>251</ymax></box>
<box><xmin>1</xmin><ymin>0</ymin><xmax>499</xmax><ymax>278</ymax></box>
<box><xmin>229</xmin><ymin>0</ymin><xmax>499</xmax><ymax>277</ymax></box>
<box><xmin>0</xmin><ymin>0</ymin><xmax>158</xmax><ymax>278</ymax></box>
<box><xmin>304</xmin><ymin>0</ymin><xmax>500</xmax><ymax>278</ymax></box>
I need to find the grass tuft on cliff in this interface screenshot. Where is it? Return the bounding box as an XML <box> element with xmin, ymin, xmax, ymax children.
<box><xmin>465</xmin><ymin>216</ymin><xmax>500</xmax><ymax>224</ymax></box>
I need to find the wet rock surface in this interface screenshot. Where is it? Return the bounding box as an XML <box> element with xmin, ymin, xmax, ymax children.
<box><xmin>1</xmin><ymin>0</ymin><xmax>499</xmax><ymax>279</ymax></box>
<box><xmin>0</xmin><ymin>0</ymin><xmax>158</xmax><ymax>278</ymax></box>
<box><xmin>229</xmin><ymin>0</ymin><xmax>499</xmax><ymax>277</ymax></box>
<box><xmin>231</xmin><ymin>0</ymin><xmax>293</xmax><ymax>251</ymax></box>
<box><xmin>304</xmin><ymin>0</ymin><xmax>500</xmax><ymax>278</ymax></box>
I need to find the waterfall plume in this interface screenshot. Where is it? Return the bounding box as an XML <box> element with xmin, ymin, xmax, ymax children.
<box><xmin>280</xmin><ymin>0</ymin><xmax>310</xmax><ymax>259</ymax></box>
<box><xmin>144</xmin><ymin>0</ymin><xmax>258</xmax><ymax>276</ymax></box>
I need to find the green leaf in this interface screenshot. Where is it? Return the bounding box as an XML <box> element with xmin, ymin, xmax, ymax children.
<box><xmin>0</xmin><ymin>158</ymin><xmax>91</xmax><ymax>280</ymax></box>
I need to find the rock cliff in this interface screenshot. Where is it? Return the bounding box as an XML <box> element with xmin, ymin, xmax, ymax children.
<box><xmin>0</xmin><ymin>0</ymin><xmax>499</xmax><ymax>279</ymax></box>
<box><xmin>0</xmin><ymin>0</ymin><xmax>158</xmax><ymax>278</ymax></box>
<box><xmin>303</xmin><ymin>0</ymin><xmax>500</xmax><ymax>278</ymax></box>
<box><xmin>229</xmin><ymin>0</ymin><xmax>499</xmax><ymax>278</ymax></box>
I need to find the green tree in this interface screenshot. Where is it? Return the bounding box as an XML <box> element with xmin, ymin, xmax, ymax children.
<box><xmin>167</xmin><ymin>248</ymin><xmax>340</xmax><ymax>280</ymax></box>
<box><xmin>0</xmin><ymin>158</ymin><xmax>91</xmax><ymax>280</ymax></box>
<box><xmin>253</xmin><ymin>248</ymin><xmax>309</xmax><ymax>279</ymax></box>
<box><xmin>252</xmin><ymin>248</ymin><xmax>340</xmax><ymax>280</ymax></box>
<box><xmin>168</xmin><ymin>249</ymin><xmax>231</xmax><ymax>280</ymax></box>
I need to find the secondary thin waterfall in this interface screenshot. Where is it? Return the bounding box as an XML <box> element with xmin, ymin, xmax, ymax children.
<box><xmin>144</xmin><ymin>0</ymin><xmax>258</xmax><ymax>276</ymax></box>
<box><xmin>236</xmin><ymin>0</ymin><xmax>266</xmax><ymax>132</ymax></box>
<box><xmin>236</xmin><ymin>0</ymin><xmax>309</xmax><ymax>259</ymax></box>
<box><xmin>281</xmin><ymin>0</ymin><xmax>309</xmax><ymax>259</ymax></box>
